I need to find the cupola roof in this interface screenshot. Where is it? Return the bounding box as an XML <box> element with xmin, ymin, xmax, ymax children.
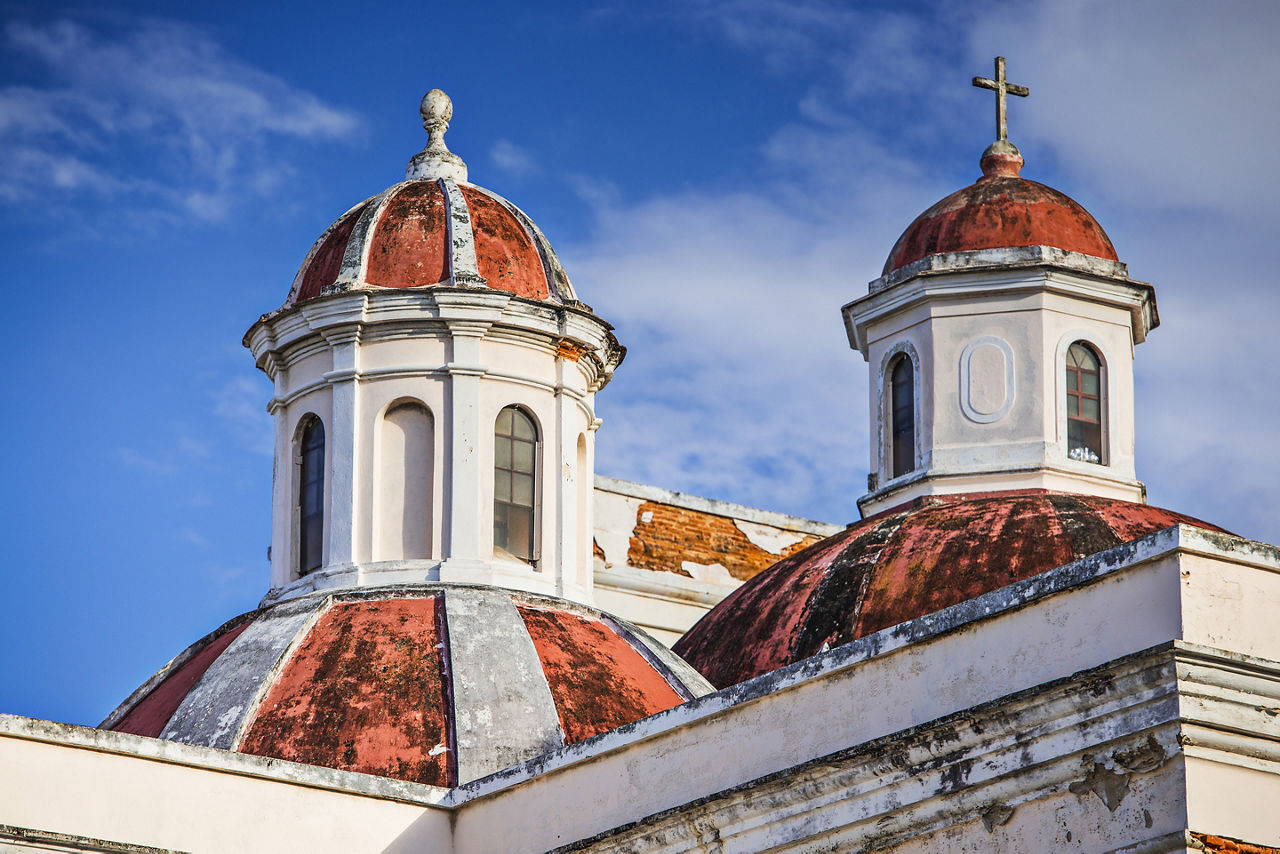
<box><xmin>103</xmin><ymin>585</ymin><xmax>711</xmax><ymax>787</ymax></box>
<box><xmin>883</xmin><ymin>59</ymin><xmax>1117</xmax><ymax>276</ymax></box>
<box><xmin>674</xmin><ymin>491</ymin><xmax>1227</xmax><ymax>689</ymax></box>
<box><xmin>881</xmin><ymin>143</ymin><xmax>1119</xmax><ymax>275</ymax></box>
<box><xmin>284</xmin><ymin>90</ymin><xmax>578</xmax><ymax>310</ymax></box>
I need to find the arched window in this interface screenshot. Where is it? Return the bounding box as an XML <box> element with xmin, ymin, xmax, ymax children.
<box><xmin>1066</xmin><ymin>342</ymin><xmax>1104</xmax><ymax>464</ymax></box>
<box><xmin>494</xmin><ymin>406</ymin><xmax>537</xmax><ymax>564</ymax></box>
<box><xmin>298</xmin><ymin>417</ymin><xmax>325</xmax><ymax>575</ymax></box>
<box><xmin>890</xmin><ymin>355</ymin><xmax>915</xmax><ymax>479</ymax></box>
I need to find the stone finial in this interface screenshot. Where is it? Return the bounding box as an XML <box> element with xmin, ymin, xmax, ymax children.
<box><xmin>406</xmin><ymin>89</ymin><xmax>468</xmax><ymax>182</ymax></box>
<box><xmin>980</xmin><ymin>138</ymin><xmax>1024</xmax><ymax>178</ymax></box>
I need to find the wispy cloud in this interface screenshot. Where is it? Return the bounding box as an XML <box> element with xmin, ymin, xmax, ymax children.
<box><xmin>0</xmin><ymin>18</ymin><xmax>359</xmax><ymax>222</ymax></box>
<box><xmin>118</xmin><ymin>446</ymin><xmax>180</xmax><ymax>476</ymax></box>
<box><xmin>570</xmin><ymin>0</ymin><xmax>1280</xmax><ymax>544</ymax></box>
<box><xmin>490</xmin><ymin>139</ymin><xmax>538</xmax><ymax>177</ymax></box>
<box><xmin>213</xmin><ymin>375</ymin><xmax>273</xmax><ymax>457</ymax></box>
<box><xmin>971</xmin><ymin>1</ymin><xmax>1280</xmax><ymax>222</ymax></box>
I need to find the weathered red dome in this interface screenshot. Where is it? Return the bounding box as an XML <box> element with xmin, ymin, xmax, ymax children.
<box><xmin>282</xmin><ymin>89</ymin><xmax>578</xmax><ymax>310</ymax></box>
<box><xmin>102</xmin><ymin>585</ymin><xmax>709</xmax><ymax>787</ymax></box>
<box><xmin>674</xmin><ymin>491</ymin><xmax>1228</xmax><ymax>689</ymax></box>
<box><xmin>287</xmin><ymin>179</ymin><xmax>577</xmax><ymax>308</ymax></box>
<box><xmin>882</xmin><ymin>149</ymin><xmax>1118</xmax><ymax>275</ymax></box>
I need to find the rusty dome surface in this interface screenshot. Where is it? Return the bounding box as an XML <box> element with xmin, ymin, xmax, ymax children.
<box><xmin>673</xmin><ymin>491</ymin><xmax>1228</xmax><ymax>690</ymax></box>
<box><xmin>102</xmin><ymin>585</ymin><xmax>710</xmax><ymax>788</ymax></box>
<box><xmin>287</xmin><ymin>179</ymin><xmax>574</xmax><ymax>308</ymax></box>
<box><xmin>882</xmin><ymin>174</ymin><xmax>1119</xmax><ymax>276</ymax></box>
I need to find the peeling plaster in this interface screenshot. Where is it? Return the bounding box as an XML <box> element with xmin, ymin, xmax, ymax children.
<box><xmin>732</xmin><ymin>519</ymin><xmax>805</xmax><ymax>555</ymax></box>
<box><xmin>593</xmin><ymin>491</ymin><xmax>644</xmax><ymax>568</ymax></box>
<box><xmin>681</xmin><ymin>561</ymin><xmax>734</xmax><ymax>585</ymax></box>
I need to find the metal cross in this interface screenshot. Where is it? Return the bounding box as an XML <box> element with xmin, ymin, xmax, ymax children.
<box><xmin>972</xmin><ymin>57</ymin><xmax>1029</xmax><ymax>142</ymax></box>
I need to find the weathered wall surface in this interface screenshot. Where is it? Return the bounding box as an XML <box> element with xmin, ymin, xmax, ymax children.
<box><xmin>6</xmin><ymin>527</ymin><xmax>1280</xmax><ymax>854</ymax></box>
<box><xmin>592</xmin><ymin>476</ymin><xmax>841</xmax><ymax>643</ymax></box>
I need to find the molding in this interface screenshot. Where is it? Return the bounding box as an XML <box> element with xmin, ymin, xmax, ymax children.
<box><xmin>959</xmin><ymin>335</ymin><xmax>1015</xmax><ymax>423</ymax></box>
<box><xmin>843</xmin><ymin>260</ymin><xmax>1157</xmax><ymax>356</ymax></box>
<box><xmin>593</xmin><ymin>565</ymin><xmax>738</xmax><ymax>608</ymax></box>
<box><xmin>869</xmin><ymin>245</ymin><xmax>1130</xmax><ymax>292</ymax></box>
<box><xmin>0</xmin><ymin>714</ymin><xmax>452</xmax><ymax>808</ymax></box>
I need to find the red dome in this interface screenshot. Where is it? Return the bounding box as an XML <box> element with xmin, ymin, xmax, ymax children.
<box><xmin>286</xmin><ymin>179</ymin><xmax>578</xmax><ymax>308</ymax></box>
<box><xmin>102</xmin><ymin>585</ymin><xmax>709</xmax><ymax>787</ymax></box>
<box><xmin>673</xmin><ymin>491</ymin><xmax>1228</xmax><ymax>689</ymax></box>
<box><xmin>882</xmin><ymin>169</ymin><xmax>1118</xmax><ymax>276</ymax></box>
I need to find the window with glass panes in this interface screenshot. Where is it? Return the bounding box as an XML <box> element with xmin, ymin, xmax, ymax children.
<box><xmin>299</xmin><ymin>417</ymin><xmax>325</xmax><ymax>574</ymax></box>
<box><xmin>494</xmin><ymin>407</ymin><xmax>537</xmax><ymax>563</ymax></box>
<box><xmin>1065</xmin><ymin>342</ymin><xmax>1103</xmax><ymax>464</ymax></box>
<box><xmin>890</xmin><ymin>355</ymin><xmax>915</xmax><ymax>479</ymax></box>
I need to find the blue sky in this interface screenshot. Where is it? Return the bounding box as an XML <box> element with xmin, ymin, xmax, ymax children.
<box><xmin>3</xmin><ymin>0</ymin><xmax>1279</xmax><ymax>726</ymax></box>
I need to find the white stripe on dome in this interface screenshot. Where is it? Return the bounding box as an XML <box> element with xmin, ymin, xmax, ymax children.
<box><xmin>443</xmin><ymin>588</ymin><xmax>565</xmax><ymax>782</ymax></box>
<box><xmin>159</xmin><ymin>596</ymin><xmax>326</xmax><ymax>750</ymax></box>
<box><xmin>332</xmin><ymin>186</ymin><xmax>396</xmax><ymax>293</ymax></box>
<box><xmin>441</xmin><ymin>179</ymin><xmax>487</xmax><ymax>288</ymax></box>
<box><xmin>602</xmin><ymin>614</ymin><xmax>714</xmax><ymax>701</ymax></box>
<box><xmin>285</xmin><ymin>198</ymin><xmax>369</xmax><ymax>306</ymax></box>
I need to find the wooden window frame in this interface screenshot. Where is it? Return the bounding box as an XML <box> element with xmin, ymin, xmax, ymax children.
<box><xmin>494</xmin><ymin>406</ymin><xmax>540</xmax><ymax>567</ymax></box>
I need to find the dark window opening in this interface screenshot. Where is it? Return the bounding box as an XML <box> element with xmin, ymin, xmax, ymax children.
<box><xmin>299</xmin><ymin>417</ymin><xmax>325</xmax><ymax>574</ymax></box>
<box><xmin>890</xmin><ymin>355</ymin><xmax>915</xmax><ymax>479</ymax></box>
<box><xmin>1066</xmin><ymin>342</ymin><xmax>1104</xmax><ymax>464</ymax></box>
<box><xmin>494</xmin><ymin>406</ymin><xmax>537</xmax><ymax>564</ymax></box>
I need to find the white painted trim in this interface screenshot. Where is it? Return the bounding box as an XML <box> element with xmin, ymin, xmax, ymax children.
<box><xmin>441</xmin><ymin>179</ymin><xmax>486</xmax><ymax>288</ymax></box>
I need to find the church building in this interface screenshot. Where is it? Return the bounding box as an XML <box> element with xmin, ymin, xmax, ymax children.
<box><xmin>2</xmin><ymin>63</ymin><xmax>1278</xmax><ymax>853</ymax></box>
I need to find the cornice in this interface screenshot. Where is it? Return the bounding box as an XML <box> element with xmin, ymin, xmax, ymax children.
<box><xmin>244</xmin><ymin>288</ymin><xmax>623</xmax><ymax>387</ymax></box>
<box><xmin>843</xmin><ymin>250</ymin><xmax>1158</xmax><ymax>355</ymax></box>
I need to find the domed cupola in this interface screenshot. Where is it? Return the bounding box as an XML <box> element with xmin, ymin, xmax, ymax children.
<box><xmin>842</xmin><ymin>58</ymin><xmax>1158</xmax><ymax>517</ymax></box>
<box><xmin>675</xmin><ymin>59</ymin><xmax>1180</xmax><ymax>691</ymax></box>
<box><xmin>244</xmin><ymin>90</ymin><xmax>625</xmax><ymax>606</ymax></box>
<box><xmin>106</xmin><ymin>91</ymin><xmax>709</xmax><ymax>790</ymax></box>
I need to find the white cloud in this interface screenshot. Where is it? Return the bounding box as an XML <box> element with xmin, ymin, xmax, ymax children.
<box><xmin>970</xmin><ymin>1</ymin><xmax>1280</xmax><ymax>222</ymax></box>
<box><xmin>490</xmin><ymin>139</ymin><xmax>538</xmax><ymax>177</ymax></box>
<box><xmin>118</xmin><ymin>446</ymin><xmax>180</xmax><ymax>476</ymax></box>
<box><xmin>562</xmin><ymin>0</ymin><xmax>1280</xmax><ymax>547</ymax></box>
<box><xmin>0</xmin><ymin>18</ymin><xmax>359</xmax><ymax>221</ymax></box>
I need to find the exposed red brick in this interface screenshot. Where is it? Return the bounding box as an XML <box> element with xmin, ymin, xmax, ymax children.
<box><xmin>627</xmin><ymin>501</ymin><xmax>823</xmax><ymax>583</ymax></box>
<box><xmin>1192</xmin><ymin>833</ymin><xmax>1280</xmax><ymax>853</ymax></box>
<box><xmin>883</xmin><ymin>176</ymin><xmax>1118</xmax><ymax>274</ymax></box>
<box><xmin>239</xmin><ymin>597</ymin><xmax>453</xmax><ymax>787</ymax></box>
<box><xmin>518</xmin><ymin>606</ymin><xmax>684</xmax><ymax>743</ymax></box>
<box><xmin>111</xmin><ymin>623</ymin><xmax>250</xmax><ymax>738</ymax></box>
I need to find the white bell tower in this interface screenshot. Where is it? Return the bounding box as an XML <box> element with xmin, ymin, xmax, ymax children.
<box><xmin>245</xmin><ymin>90</ymin><xmax>624</xmax><ymax>606</ymax></box>
<box><xmin>845</xmin><ymin>59</ymin><xmax>1158</xmax><ymax>518</ymax></box>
